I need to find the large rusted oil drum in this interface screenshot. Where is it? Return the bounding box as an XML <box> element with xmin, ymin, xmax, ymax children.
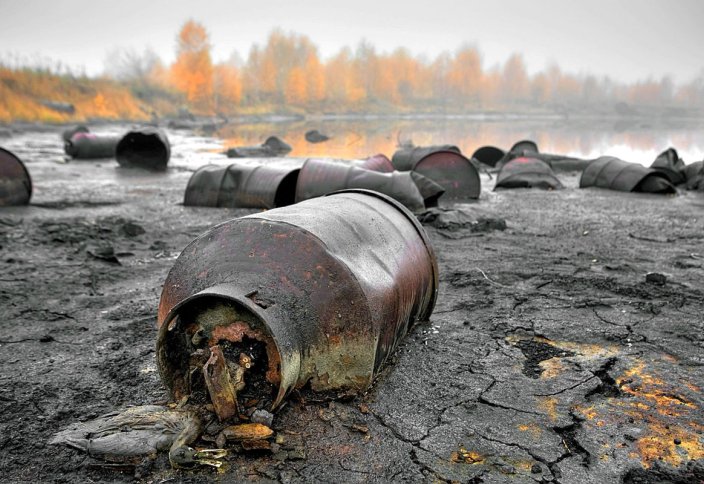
<box><xmin>495</xmin><ymin>157</ymin><xmax>563</xmax><ymax>190</ymax></box>
<box><xmin>116</xmin><ymin>128</ymin><xmax>170</xmax><ymax>171</ymax></box>
<box><xmin>64</xmin><ymin>132</ymin><xmax>121</xmax><ymax>159</ymax></box>
<box><xmin>295</xmin><ymin>158</ymin><xmax>444</xmax><ymax>211</ymax></box>
<box><xmin>156</xmin><ymin>190</ymin><xmax>438</xmax><ymax>414</ymax></box>
<box><xmin>580</xmin><ymin>157</ymin><xmax>676</xmax><ymax>194</ymax></box>
<box><xmin>391</xmin><ymin>145</ymin><xmax>480</xmax><ymax>200</ymax></box>
<box><xmin>184</xmin><ymin>160</ymin><xmax>302</xmax><ymax>209</ymax></box>
<box><xmin>0</xmin><ymin>147</ymin><xmax>32</xmax><ymax>206</ymax></box>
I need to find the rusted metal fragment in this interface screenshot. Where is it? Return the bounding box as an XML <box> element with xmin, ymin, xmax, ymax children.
<box><xmin>295</xmin><ymin>157</ymin><xmax>444</xmax><ymax>211</ymax></box>
<box><xmin>580</xmin><ymin>157</ymin><xmax>676</xmax><ymax>194</ymax></box>
<box><xmin>115</xmin><ymin>128</ymin><xmax>170</xmax><ymax>171</ymax></box>
<box><xmin>202</xmin><ymin>345</ymin><xmax>239</xmax><ymax>421</ymax></box>
<box><xmin>221</xmin><ymin>423</ymin><xmax>273</xmax><ymax>441</ymax></box>
<box><xmin>184</xmin><ymin>159</ymin><xmax>302</xmax><ymax>209</ymax></box>
<box><xmin>495</xmin><ymin>157</ymin><xmax>563</xmax><ymax>190</ymax></box>
<box><xmin>0</xmin><ymin>147</ymin><xmax>32</xmax><ymax>206</ymax></box>
<box><xmin>157</xmin><ymin>190</ymin><xmax>438</xmax><ymax>410</ymax></box>
<box><xmin>651</xmin><ymin>148</ymin><xmax>686</xmax><ymax>185</ymax></box>
<box><xmin>64</xmin><ymin>132</ymin><xmax>121</xmax><ymax>159</ymax></box>
<box><xmin>359</xmin><ymin>153</ymin><xmax>394</xmax><ymax>172</ymax></box>
<box><xmin>684</xmin><ymin>160</ymin><xmax>703</xmax><ymax>190</ymax></box>
<box><xmin>391</xmin><ymin>145</ymin><xmax>480</xmax><ymax>200</ymax></box>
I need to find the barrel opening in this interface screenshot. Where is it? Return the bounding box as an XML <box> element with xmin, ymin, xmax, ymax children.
<box><xmin>273</xmin><ymin>169</ymin><xmax>300</xmax><ymax>207</ymax></box>
<box><xmin>158</xmin><ymin>297</ymin><xmax>282</xmax><ymax>419</ymax></box>
<box><xmin>116</xmin><ymin>132</ymin><xmax>169</xmax><ymax>170</ymax></box>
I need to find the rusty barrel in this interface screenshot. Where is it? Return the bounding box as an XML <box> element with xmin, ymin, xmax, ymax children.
<box><xmin>116</xmin><ymin>128</ymin><xmax>170</xmax><ymax>171</ymax></box>
<box><xmin>471</xmin><ymin>146</ymin><xmax>505</xmax><ymax>167</ymax></box>
<box><xmin>295</xmin><ymin>158</ymin><xmax>444</xmax><ymax>211</ymax></box>
<box><xmin>684</xmin><ymin>161</ymin><xmax>703</xmax><ymax>190</ymax></box>
<box><xmin>184</xmin><ymin>160</ymin><xmax>302</xmax><ymax>209</ymax></box>
<box><xmin>650</xmin><ymin>148</ymin><xmax>686</xmax><ymax>185</ymax></box>
<box><xmin>156</xmin><ymin>190</ymin><xmax>438</xmax><ymax>412</ymax></box>
<box><xmin>495</xmin><ymin>157</ymin><xmax>563</xmax><ymax>190</ymax></box>
<box><xmin>0</xmin><ymin>147</ymin><xmax>32</xmax><ymax>206</ymax></box>
<box><xmin>580</xmin><ymin>157</ymin><xmax>676</xmax><ymax>194</ymax></box>
<box><xmin>391</xmin><ymin>145</ymin><xmax>480</xmax><ymax>200</ymax></box>
<box><xmin>360</xmin><ymin>153</ymin><xmax>394</xmax><ymax>172</ymax></box>
<box><xmin>64</xmin><ymin>132</ymin><xmax>121</xmax><ymax>159</ymax></box>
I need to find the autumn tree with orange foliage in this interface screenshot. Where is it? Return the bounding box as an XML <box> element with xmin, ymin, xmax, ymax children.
<box><xmin>170</xmin><ymin>20</ymin><xmax>214</xmax><ymax>113</ymax></box>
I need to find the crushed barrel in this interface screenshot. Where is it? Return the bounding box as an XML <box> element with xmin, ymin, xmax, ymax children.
<box><xmin>684</xmin><ymin>160</ymin><xmax>703</xmax><ymax>191</ymax></box>
<box><xmin>579</xmin><ymin>157</ymin><xmax>676</xmax><ymax>194</ymax></box>
<box><xmin>0</xmin><ymin>147</ymin><xmax>32</xmax><ymax>206</ymax></box>
<box><xmin>61</xmin><ymin>125</ymin><xmax>89</xmax><ymax>143</ymax></box>
<box><xmin>494</xmin><ymin>157</ymin><xmax>563</xmax><ymax>190</ymax></box>
<box><xmin>116</xmin><ymin>128</ymin><xmax>170</xmax><ymax>171</ymax></box>
<box><xmin>225</xmin><ymin>136</ymin><xmax>292</xmax><ymax>158</ymax></box>
<box><xmin>156</xmin><ymin>190</ymin><xmax>438</xmax><ymax>414</ymax></box>
<box><xmin>391</xmin><ymin>145</ymin><xmax>480</xmax><ymax>200</ymax></box>
<box><xmin>184</xmin><ymin>160</ymin><xmax>302</xmax><ymax>209</ymax></box>
<box><xmin>359</xmin><ymin>153</ymin><xmax>394</xmax><ymax>172</ymax></box>
<box><xmin>650</xmin><ymin>148</ymin><xmax>686</xmax><ymax>185</ymax></box>
<box><xmin>64</xmin><ymin>132</ymin><xmax>121</xmax><ymax>159</ymax></box>
<box><xmin>295</xmin><ymin>158</ymin><xmax>444</xmax><ymax>211</ymax></box>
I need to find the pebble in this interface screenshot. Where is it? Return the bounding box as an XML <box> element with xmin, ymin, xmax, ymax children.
<box><xmin>645</xmin><ymin>272</ymin><xmax>667</xmax><ymax>285</ymax></box>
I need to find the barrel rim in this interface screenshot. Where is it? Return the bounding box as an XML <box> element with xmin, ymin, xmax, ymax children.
<box><xmin>0</xmin><ymin>146</ymin><xmax>32</xmax><ymax>200</ymax></box>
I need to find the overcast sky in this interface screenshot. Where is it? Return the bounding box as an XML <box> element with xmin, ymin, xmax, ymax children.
<box><xmin>0</xmin><ymin>0</ymin><xmax>702</xmax><ymax>83</ymax></box>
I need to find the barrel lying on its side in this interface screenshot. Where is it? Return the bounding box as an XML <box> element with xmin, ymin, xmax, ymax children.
<box><xmin>0</xmin><ymin>147</ymin><xmax>32</xmax><ymax>206</ymax></box>
<box><xmin>157</xmin><ymin>190</ymin><xmax>438</xmax><ymax>417</ymax></box>
<box><xmin>684</xmin><ymin>161</ymin><xmax>704</xmax><ymax>191</ymax></box>
<box><xmin>61</xmin><ymin>125</ymin><xmax>89</xmax><ymax>143</ymax></box>
<box><xmin>360</xmin><ymin>153</ymin><xmax>394</xmax><ymax>172</ymax></box>
<box><xmin>116</xmin><ymin>128</ymin><xmax>170</xmax><ymax>171</ymax></box>
<box><xmin>495</xmin><ymin>157</ymin><xmax>563</xmax><ymax>190</ymax></box>
<box><xmin>391</xmin><ymin>145</ymin><xmax>480</xmax><ymax>200</ymax></box>
<box><xmin>184</xmin><ymin>160</ymin><xmax>302</xmax><ymax>209</ymax></box>
<box><xmin>295</xmin><ymin>158</ymin><xmax>444</xmax><ymax>211</ymax></box>
<box><xmin>579</xmin><ymin>157</ymin><xmax>676</xmax><ymax>194</ymax></box>
<box><xmin>650</xmin><ymin>148</ymin><xmax>686</xmax><ymax>185</ymax></box>
<box><xmin>64</xmin><ymin>133</ymin><xmax>121</xmax><ymax>159</ymax></box>
<box><xmin>471</xmin><ymin>146</ymin><xmax>505</xmax><ymax>167</ymax></box>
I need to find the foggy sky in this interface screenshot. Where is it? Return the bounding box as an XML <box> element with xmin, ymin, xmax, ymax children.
<box><xmin>0</xmin><ymin>0</ymin><xmax>702</xmax><ymax>83</ymax></box>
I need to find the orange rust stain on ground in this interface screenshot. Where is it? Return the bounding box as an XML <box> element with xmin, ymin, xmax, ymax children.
<box><xmin>518</xmin><ymin>423</ymin><xmax>543</xmax><ymax>438</ymax></box>
<box><xmin>451</xmin><ymin>447</ymin><xmax>485</xmax><ymax>465</ymax></box>
<box><xmin>539</xmin><ymin>358</ymin><xmax>565</xmax><ymax>379</ymax></box>
<box><xmin>538</xmin><ymin>397</ymin><xmax>559</xmax><ymax>422</ymax></box>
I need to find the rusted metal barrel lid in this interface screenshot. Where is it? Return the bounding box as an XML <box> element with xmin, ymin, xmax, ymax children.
<box><xmin>472</xmin><ymin>146</ymin><xmax>506</xmax><ymax>167</ymax></box>
<box><xmin>116</xmin><ymin>128</ymin><xmax>170</xmax><ymax>171</ymax></box>
<box><xmin>184</xmin><ymin>160</ymin><xmax>302</xmax><ymax>209</ymax></box>
<box><xmin>495</xmin><ymin>157</ymin><xmax>563</xmax><ymax>190</ymax></box>
<box><xmin>650</xmin><ymin>148</ymin><xmax>686</xmax><ymax>185</ymax></box>
<box><xmin>157</xmin><ymin>189</ymin><xmax>438</xmax><ymax>408</ymax></box>
<box><xmin>0</xmin><ymin>147</ymin><xmax>32</xmax><ymax>206</ymax></box>
<box><xmin>580</xmin><ymin>157</ymin><xmax>676</xmax><ymax>194</ymax></box>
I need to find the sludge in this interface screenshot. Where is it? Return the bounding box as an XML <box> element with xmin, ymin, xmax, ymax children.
<box><xmin>157</xmin><ymin>190</ymin><xmax>438</xmax><ymax>419</ymax></box>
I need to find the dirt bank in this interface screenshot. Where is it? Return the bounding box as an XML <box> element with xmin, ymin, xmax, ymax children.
<box><xmin>0</xmin><ymin>127</ymin><xmax>702</xmax><ymax>483</ymax></box>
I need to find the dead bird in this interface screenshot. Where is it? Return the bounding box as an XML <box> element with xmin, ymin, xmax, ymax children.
<box><xmin>49</xmin><ymin>405</ymin><xmax>226</xmax><ymax>469</ymax></box>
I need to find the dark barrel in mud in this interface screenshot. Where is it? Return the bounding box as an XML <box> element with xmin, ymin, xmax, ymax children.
<box><xmin>184</xmin><ymin>160</ymin><xmax>302</xmax><ymax>209</ymax></box>
<box><xmin>295</xmin><ymin>158</ymin><xmax>444</xmax><ymax>211</ymax></box>
<box><xmin>471</xmin><ymin>146</ymin><xmax>505</xmax><ymax>167</ymax></box>
<box><xmin>0</xmin><ymin>147</ymin><xmax>32</xmax><ymax>206</ymax></box>
<box><xmin>391</xmin><ymin>145</ymin><xmax>480</xmax><ymax>200</ymax></box>
<box><xmin>64</xmin><ymin>132</ymin><xmax>121</xmax><ymax>159</ymax></box>
<box><xmin>156</xmin><ymin>190</ymin><xmax>438</xmax><ymax>417</ymax></box>
<box><xmin>61</xmin><ymin>125</ymin><xmax>89</xmax><ymax>143</ymax></box>
<box><xmin>580</xmin><ymin>157</ymin><xmax>676</xmax><ymax>194</ymax></box>
<box><xmin>495</xmin><ymin>157</ymin><xmax>563</xmax><ymax>190</ymax></box>
<box><xmin>116</xmin><ymin>128</ymin><xmax>170</xmax><ymax>171</ymax></box>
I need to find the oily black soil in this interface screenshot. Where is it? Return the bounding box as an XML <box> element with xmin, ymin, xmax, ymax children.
<box><xmin>0</xmin><ymin>127</ymin><xmax>703</xmax><ymax>483</ymax></box>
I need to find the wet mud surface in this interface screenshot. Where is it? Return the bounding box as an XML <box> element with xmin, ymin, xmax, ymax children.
<box><xmin>1</xmin><ymin>128</ymin><xmax>703</xmax><ymax>483</ymax></box>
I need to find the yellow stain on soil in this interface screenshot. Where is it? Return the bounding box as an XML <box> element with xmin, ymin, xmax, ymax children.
<box><xmin>539</xmin><ymin>358</ymin><xmax>565</xmax><ymax>379</ymax></box>
<box><xmin>451</xmin><ymin>447</ymin><xmax>485</xmax><ymax>465</ymax></box>
<box><xmin>636</xmin><ymin>419</ymin><xmax>704</xmax><ymax>468</ymax></box>
<box><xmin>504</xmin><ymin>335</ymin><xmax>619</xmax><ymax>360</ymax></box>
<box><xmin>538</xmin><ymin>396</ymin><xmax>559</xmax><ymax>422</ymax></box>
<box><xmin>517</xmin><ymin>422</ymin><xmax>543</xmax><ymax>438</ymax></box>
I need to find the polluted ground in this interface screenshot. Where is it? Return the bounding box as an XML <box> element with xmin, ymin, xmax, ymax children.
<box><xmin>0</xmin><ymin>123</ymin><xmax>703</xmax><ymax>483</ymax></box>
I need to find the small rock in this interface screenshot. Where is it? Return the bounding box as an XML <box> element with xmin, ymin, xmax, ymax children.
<box><xmin>531</xmin><ymin>464</ymin><xmax>542</xmax><ymax>474</ymax></box>
<box><xmin>251</xmin><ymin>409</ymin><xmax>274</xmax><ymax>428</ymax></box>
<box><xmin>645</xmin><ymin>272</ymin><xmax>667</xmax><ymax>285</ymax></box>
<box><xmin>674</xmin><ymin>438</ymin><xmax>681</xmax><ymax>445</ymax></box>
<box><xmin>121</xmin><ymin>222</ymin><xmax>145</xmax><ymax>237</ymax></box>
